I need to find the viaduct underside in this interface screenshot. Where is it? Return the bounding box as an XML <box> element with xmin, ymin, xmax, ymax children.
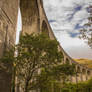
<box><xmin>0</xmin><ymin>0</ymin><xmax>92</xmax><ymax>92</ymax></box>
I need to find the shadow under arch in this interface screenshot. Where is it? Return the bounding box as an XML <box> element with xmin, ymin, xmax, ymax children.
<box><xmin>66</xmin><ymin>58</ymin><xmax>70</xmax><ymax>64</ymax></box>
<box><xmin>41</xmin><ymin>20</ymin><xmax>49</xmax><ymax>36</ymax></box>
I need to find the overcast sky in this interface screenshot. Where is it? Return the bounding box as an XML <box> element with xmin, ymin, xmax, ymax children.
<box><xmin>43</xmin><ymin>0</ymin><xmax>92</xmax><ymax>59</ymax></box>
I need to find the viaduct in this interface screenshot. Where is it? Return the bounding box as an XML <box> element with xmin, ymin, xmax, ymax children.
<box><xmin>0</xmin><ymin>0</ymin><xmax>92</xmax><ymax>92</ymax></box>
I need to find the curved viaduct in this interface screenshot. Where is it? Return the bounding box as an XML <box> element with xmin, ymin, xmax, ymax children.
<box><xmin>20</xmin><ymin>0</ymin><xmax>92</xmax><ymax>82</ymax></box>
<box><xmin>0</xmin><ymin>0</ymin><xmax>92</xmax><ymax>92</ymax></box>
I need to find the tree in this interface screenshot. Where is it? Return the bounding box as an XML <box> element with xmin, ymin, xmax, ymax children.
<box><xmin>16</xmin><ymin>33</ymin><xmax>63</xmax><ymax>92</ymax></box>
<box><xmin>0</xmin><ymin>33</ymin><xmax>76</xmax><ymax>92</ymax></box>
<box><xmin>31</xmin><ymin>64</ymin><xmax>76</xmax><ymax>92</ymax></box>
<box><xmin>0</xmin><ymin>47</ymin><xmax>16</xmax><ymax>92</ymax></box>
<box><xmin>62</xmin><ymin>78</ymin><xmax>92</xmax><ymax>92</ymax></box>
<box><xmin>79</xmin><ymin>5</ymin><xmax>92</xmax><ymax>48</ymax></box>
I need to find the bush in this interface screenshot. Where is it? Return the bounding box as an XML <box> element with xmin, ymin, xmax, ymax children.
<box><xmin>61</xmin><ymin>88</ymin><xmax>70</xmax><ymax>92</ymax></box>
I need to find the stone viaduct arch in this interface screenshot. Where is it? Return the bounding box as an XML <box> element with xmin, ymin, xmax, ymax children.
<box><xmin>19</xmin><ymin>0</ymin><xmax>92</xmax><ymax>83</ymax></box>
<box><xmin>0</xmin><ymin>0</ymin><xmax>92</xmax><ymax>92</ymax></box>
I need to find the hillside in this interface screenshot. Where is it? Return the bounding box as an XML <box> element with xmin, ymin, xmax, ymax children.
<box><xmin>74</xmin><ymin>59</ymin><xmax>92</xmax><ymax>68</ymax></box>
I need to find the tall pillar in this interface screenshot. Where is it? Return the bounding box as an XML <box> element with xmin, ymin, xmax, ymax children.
<box><xmin>85</xmin><ymin>69</ymin><xmax>88</xmax><ymax>80</ymax></box>
<box><xmin>88</xmin><ymin>70</ymin><xmax>92</xmax><ymax>80</ymax></box>
<box><xmin>82</xmin><ymin>69</ymin><xmax>86</xmax><ymax>81</ymax></box>
<box><xmin>75</xmin><ymin>66</ymin><xmax>81</xmax><ymax>82</ymax></box>
<box><xmin>63</xmin><ymin>55</ymin><xmax>66</xmax><ymax>64</ymax></box>
<box><xmin>80</xmin><ymin>67</ymin><xmax>83</xmax><ymax>82</ymax></box>
<box><xmin>75</xmin><ymin>65</ymin><xmax>78</xmax><ymax>83</ymax></box>
<box><xmin>69</xmin><ymin>60</ymin><xmax>72</xmax><ymax>65</ymax></box>
<box><xmin>69</xmin><ymin>60</ymin><xmax>73</xmax><ymax>82</ymax></box>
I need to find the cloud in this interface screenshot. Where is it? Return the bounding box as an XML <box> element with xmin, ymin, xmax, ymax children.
<box><xmin>75</xmin><ymin>6</ymin><xmax>82</xmax><ymax>11</ymax></box>
<box><xmin>74</xmin><ymin>24</ymin><xmax>83</xmax><ymax>30</ymax></box>
<box><xmin>54</xmin><ymin>31</ymin><xmax>85</xmax><ymax>48</ymax></box>
<box><xmin>66</xmin><ymin>45</ymin><xmax>92</xmax><ymax>59</ymax></box>
<box><xmin>69</xmin><ymin>32</ymin><xmax>79</xmax><ymax>38</ymax></box>
<box><xmin>49</xmin><ymin>20</ymin><xmax>56</xmax><ymax>23</ymax></box>
<box><xmin>43</xmin><ymin>0</ymin><xmax>91</xmax><ymax>33</ymax></box>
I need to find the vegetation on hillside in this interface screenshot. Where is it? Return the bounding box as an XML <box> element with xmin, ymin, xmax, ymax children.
<box><xmin>74</xmin><ymin>58</ymin><xmax>92</xmax><ymax>68</ymax></box>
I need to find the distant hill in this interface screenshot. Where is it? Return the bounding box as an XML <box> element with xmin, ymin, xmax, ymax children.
<box><xmin>74</xmin><ymin>58</ymin><xmax>92</xmax><ymax>68</ymax></box>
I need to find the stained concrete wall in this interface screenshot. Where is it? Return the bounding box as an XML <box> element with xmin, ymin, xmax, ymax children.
<box><xmin>2</xmin><ymin>0</ymin><xmax>18</xmax><ymax>25</ymax></box>
<box><xmin>20</xmin><ymin>0</ymin><xmax>40</xmax><ymax>34</ymax></box>
<box><xmin>0</xmin><ymin>70</ymin><xmax>12</xmax><ymax>92</ymax></box>
<box><xmin>0</xmin><ymin>0</ymin><xmax>18</xmax><ymax>55</ymax></box>
<box><xmin>0</xmin><ymin>0</ymin><xmax>18</xmax><ymax>92</ymax></box>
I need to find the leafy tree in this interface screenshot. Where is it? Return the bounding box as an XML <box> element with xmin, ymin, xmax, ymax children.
<box><xmin>60</xmin><ymin>78</ymin><xmax>92</xmax><ymax>92</ymax></box>
<box><xmin>0</xmin><ymin>33</ymin><xmax>76</xmax><ymax>92</ymax></box>
<box><xmin>29</xmin><ymin>64</ymin><xmax>76</xmax><ymax>92</ymax></box>
<box><xmin>16</xmin><ymin>33</ymin><xmax>63</xmax><ymax>92</ymax></box>
<box><xmin>0</xmin><ymin>47</ymin><xmax>16</xmax><ymax>92</ymax></box>
<box><xmin>49</xmin><ymin>64</ymin><xmax>76</xmax><ymax>84</ymax></box>
<box><xmin>79</xmin><ymin>5</ymin><xmax>92</xmax><ymax>48</ymax></box>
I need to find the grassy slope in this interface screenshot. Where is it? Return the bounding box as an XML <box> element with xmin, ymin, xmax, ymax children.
<box><xmin>74</xmin><ymin>59</ymin><xmax>92</xmax><ymax>68</ymax></box>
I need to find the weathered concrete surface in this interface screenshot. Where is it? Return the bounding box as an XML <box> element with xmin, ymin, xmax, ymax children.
<box><xmin>0</xmin><ymin>0</ymin><xmax>18</xmax><ymax>55</ymax></box>
<box><xmin>0</xmin><ymin>69</ymin><xmax>12</xmax><ymax>92</ymax></box>
<box><xmin>2</xmin><ymin>0</ymin><xmax>18</xmax><ymax>25</ymax></box>
<box><xmin>20</xmin><ymin>0</ymin><xmax>40</xmax><ymax>34</ymax></box>
<box><xmin>0</xmin><ymin>0</ymin><xmax>18</xmax><ymax>92</ymax></box>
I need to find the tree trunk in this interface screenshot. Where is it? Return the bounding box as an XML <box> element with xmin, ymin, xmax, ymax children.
<box><xmin>24</xmin><ymin>79</ymin><xmax>29</xmax><ymax>92</ymax></box>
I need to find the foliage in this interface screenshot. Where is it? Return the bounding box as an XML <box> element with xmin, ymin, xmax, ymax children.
<box><xmin>79</xmin><ymin>6</ymin><xmax>92</xmax><ymax>48</ymax></box>
<box><xmin>0</xmin><ymin>33</ymin><xmax>77</xmax><ymax>92</ymax></box>
<box><xmin>0</xmin><ymin>47</ymin><xmax>16</xmax><ymax>92</ymax></box>
<box><xmin>60</xmin><ymin>78</ymin><xmax>92</xmax><ymax>92</ymax></box>
<box><xmin>29</xmin><ymin>63</ymin><xmax>76</xmax><ymax>92</ymax></box>
<box><xmin>16</xmin><ymin>33</ymin><xmax>63</xmax><ymax>92</ymax></box>
<box><xmin>0</xmin><ymin>47</ymin><xmax>15</xmax><ymax>73</ymax></box>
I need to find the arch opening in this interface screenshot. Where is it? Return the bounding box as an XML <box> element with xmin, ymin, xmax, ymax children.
<box><xmin>82</xmin><ymin>69</ymin><xmax>86</xmax><ymax>74</ymax></box>
<box><xmin>41</xmin><ymin>20</ymin><xmax>49</xmax><ymax>37</ymax></box>
<box><xmin>66</xmin><ymin>58</ymin><xmax>70</xmax><ymax>64</ymax></box>
<box><xmin>77</xmin><ymin>66</ymin><xmax>81</xmax><ymax>73</ymax></box>
<box><xmin>87</xmin><ymin>71</ymin><xmax>91</xmax><ymax>75</ymax></box>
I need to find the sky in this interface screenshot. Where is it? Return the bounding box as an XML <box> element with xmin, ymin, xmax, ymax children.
<box><xmin>43</xmin><ymin>0</ymin><xmax>92</xmax><ymax>59</ymax></box>
<box><xmin>16</xmin><ymin>8</ymin><xmax>22</xmax><ymax>44</ymax></box>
